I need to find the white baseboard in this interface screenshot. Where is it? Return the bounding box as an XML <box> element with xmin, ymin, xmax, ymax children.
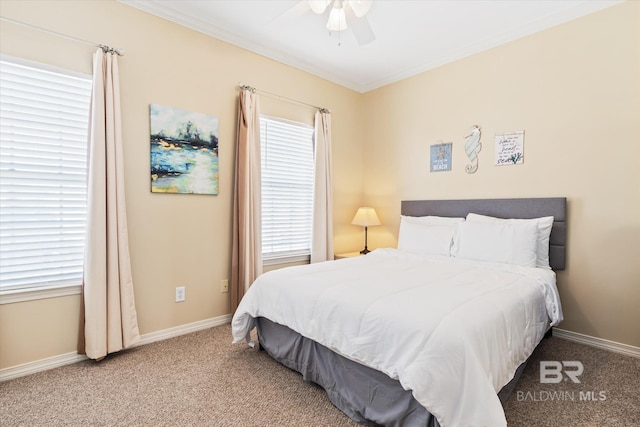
<box><xmin>0</xmin><ymin>314</ymin><xmax>232</xmax><ymax>382</ymax></box>
<box><xmin>554</xmin><ymin>328</ymin><xmax>640</xmax><ymax>358</ymax></box>
<box><xmin>0</xmin><ymin>352</ymin><xmax>88</xmax><ymax>383</ymax></box>
<box><xmin>134</xmin><ymin>314</ymin><xmax>231</xmax><ymax>347</ymax></box>
<box><xmin>6</xmin><ymin>320</ymin><xmax>634</xmax><ymax>382</ymax></box>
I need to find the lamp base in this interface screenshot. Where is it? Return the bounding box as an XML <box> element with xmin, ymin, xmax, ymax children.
<box><xmin>360</xmin><ymin>248</ymin><xmax>370</xmax><ymax>255</ymax></box>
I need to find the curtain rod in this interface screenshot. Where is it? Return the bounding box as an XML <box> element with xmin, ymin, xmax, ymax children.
<box><xmin>238</xmin><ymin>83</ymin><xmax>329</xmax><ymax>113</ymax></box>
<box><xmin>0</xmin><ymin>16</ymin><xmax>124</xmax><ymax>56</ymax></box>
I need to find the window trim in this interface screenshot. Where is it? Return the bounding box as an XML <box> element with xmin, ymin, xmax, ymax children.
<box><xmin>0</xmin><ymin>55</ymin><xmax>91</xmax><ymax>302</ymax></box>
<box><xmin>262</xmin><ymin>252</ymin><xmax>310</xmax><ymax>266</ymax></box>
<box><xmin>0</xmin><ymin>54</ymin><xmax>91</xmax><ymax>81</ymax></box>
<box><xmin>0</xmin><ymin>283</ymin><xmax>81</xmax><ymax>304</ymax></box>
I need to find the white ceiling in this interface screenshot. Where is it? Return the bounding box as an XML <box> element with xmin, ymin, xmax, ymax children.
<box><xmin>121</xmin><ymin>0</ymin><xmax>621</xmax><ymax>93</ymax></box>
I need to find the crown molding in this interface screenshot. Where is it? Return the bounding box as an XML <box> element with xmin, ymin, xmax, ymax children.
<box><xmin>120</xmin><ymin>1</ymin><xmax>622</xmax><ymax>93</ymax></box>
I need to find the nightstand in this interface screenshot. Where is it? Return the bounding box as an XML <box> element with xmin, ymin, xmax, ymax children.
<box><xmin>334</xmin><ymin>251</ymin><xmax>364</xmax><ymax>260</ymax></box>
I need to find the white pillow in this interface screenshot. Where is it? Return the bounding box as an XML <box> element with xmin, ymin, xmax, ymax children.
<box><xmin>398</xmin><ymin>217</ymin><xmax>459</xmax><ymax>257</ymax></box>
<box><xmin>401</xmin><ymin>215</ymin><xmax>465</xmax><ymax>225</ymax></box>
<box><xmin>466</xmin><ymin>213</ymin><xmax>554</xmax><ymax>269</ymax></box>
<box><xmin>452</xmin><ymin>221</ymin><xmax>538</xmax><ymax>267</ymax></box>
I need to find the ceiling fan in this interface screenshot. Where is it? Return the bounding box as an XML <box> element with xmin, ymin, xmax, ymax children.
<box><xmin>290</xmin><ymin>0</ymin><xmax>376</xmax><ymax>46</ymax></box>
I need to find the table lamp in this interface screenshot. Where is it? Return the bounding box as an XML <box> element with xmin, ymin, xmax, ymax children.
<box><xmin>351</xmin><ymin>207</ymin><xmax>381</xmax><ymax>254</ymax></box>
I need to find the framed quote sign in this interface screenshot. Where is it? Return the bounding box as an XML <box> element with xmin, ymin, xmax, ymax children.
<box><xmin>495</xmin><ymin>131</ymin><xmax>524</xmax><ymax>166</ymax></box>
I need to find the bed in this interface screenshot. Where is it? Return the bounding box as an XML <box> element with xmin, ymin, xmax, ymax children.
<box><xmin>232</xmin><ymin>197</ymin><xmax>567</xmax><ymax>427</ymax></box>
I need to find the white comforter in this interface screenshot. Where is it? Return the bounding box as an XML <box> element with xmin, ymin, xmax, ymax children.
<box><xmin>232</xmin><ymin>249</ymin><xmax>563</xmax><ymax>427</ymax></box>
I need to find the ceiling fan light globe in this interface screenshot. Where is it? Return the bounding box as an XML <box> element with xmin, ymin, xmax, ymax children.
<box><xmin>327</xmin><ymin>7</ymin><xmax>347</xmax><ymax>31</ymax></box>
<box><xmin>349</xmin><ymin>0</ymin><xmax>372</xmax><ymax>18</ymax></box>
<box><xmin>308</xmin><ymin>0</ymin><xmax>331</xmax><ymax>14</ymax></box>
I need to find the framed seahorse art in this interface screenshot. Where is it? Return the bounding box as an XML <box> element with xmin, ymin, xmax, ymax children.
<box><xmin>464</xmin><ymin>125</ymin><xmax>482</xmax><ymax>174</ymax></box>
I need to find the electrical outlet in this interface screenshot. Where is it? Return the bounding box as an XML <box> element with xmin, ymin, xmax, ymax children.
<box><xmin>220</xmin><ymin>279</ymin><xmax>229</xmax><ymax>293</ymax></box>
<box><xmin>175</xmin><ymin>286</ymin><xmax>186</xmax><ymax>302</ymax></box>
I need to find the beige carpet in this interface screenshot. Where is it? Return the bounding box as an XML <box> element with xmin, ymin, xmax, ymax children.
<box><xmin>1</xmin><ymin>323</ymin><xmax>638</xmax><ymax>426</ymax></box>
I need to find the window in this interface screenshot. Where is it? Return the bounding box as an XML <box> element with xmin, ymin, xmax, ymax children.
<box><xmin>0</xmin><ymin>57</ymin><xmax>92</xmax><ymax>300</ymax></box>
<box><xmin>260</xmin><ymin>116</ymin><xmax>314</xmax><ymax>262</ymax></box>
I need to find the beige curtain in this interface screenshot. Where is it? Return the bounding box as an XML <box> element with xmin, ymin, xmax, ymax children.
<box><xmin>310</xmin><ymin>110</ymin><xmax>334</xmax><ymax>263</ymax></box>
<box><xmin>79</xmin><ymin>48</ymin><xmax>140</xmax><ymax>360</ymax></box>
<box><xmin>231</xmin><ymin>88</ymin><xmax>262</xmax><ymax>313</ymax></box>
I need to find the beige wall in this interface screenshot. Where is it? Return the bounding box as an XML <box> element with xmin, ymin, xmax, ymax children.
<box><xmin>1</xmin><ymin>0</ymin><xmax>638</xmax><ymax>371</ymax></box>
<box><xmin>362</xmin><ymin>2</ymin><xmax>640</xmax><ymax>347</ymax></box>
<box><xmin>0</xmin><ymin>0</ymin><xmax>365</xmax><ymax>369</ymax></box>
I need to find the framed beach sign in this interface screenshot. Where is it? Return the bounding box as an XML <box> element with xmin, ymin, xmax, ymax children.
<box><xmin>430</xmin><ymin>142</ymin><xmax>452</xmax><ymax>172</ymax></box>
<box><xmin>150</xmin><ymin>104</ymin><xmax>219</xmax><ymax>194</ymax></box>
<box><xmin>495</xmin><ymin>131</ymin><xmax>524</xmax><ymax>166</ymax></box>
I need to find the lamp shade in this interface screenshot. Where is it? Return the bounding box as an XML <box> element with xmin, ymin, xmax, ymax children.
<box><xmin>351</xmin><ymin>207</ymin><xmax>381</xmax><ymax>227</ymax></box>
<box><xmin>326</xmin><ymin>4</ymin><xmax>347</xmax><ymax>32</ymax></box>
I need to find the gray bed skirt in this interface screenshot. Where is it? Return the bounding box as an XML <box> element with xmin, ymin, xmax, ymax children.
<box><xmin>256</xmin><ymin>317</ymin><xmax>531</xmax><ymax>427</ymax></box>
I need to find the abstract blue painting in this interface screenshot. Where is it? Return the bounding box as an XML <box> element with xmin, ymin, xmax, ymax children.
<box><xmin>150</xmin><ymin>104</ymin><xmax>219</xmax><ymax>194</ymax></box>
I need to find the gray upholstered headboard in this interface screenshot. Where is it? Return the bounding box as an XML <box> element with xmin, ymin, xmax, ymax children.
<box><xmin>401</xmin><ymin>197</ymin><xmax>567</xmax><ymax>270</ymax></box>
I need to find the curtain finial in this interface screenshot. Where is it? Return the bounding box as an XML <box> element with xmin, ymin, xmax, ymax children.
<box><xmin>98</xmin><ymin>44</ymin><xmax>124</xmax><ymax>56</ymax></box>
<box><xmin>238</xmin><ymin>84</ymin><xmax>256</xmax><ymax>93</ymax></box>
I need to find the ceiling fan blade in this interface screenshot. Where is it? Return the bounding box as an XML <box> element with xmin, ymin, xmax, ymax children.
<box><xmin>309</xmin><ymin>0</ymin><xmax>333</xmax><ymax>14</ymax></box>
<box><xmin>349</xmin><ymin>0</ymin><xmax>372</xmax><ymax>18</ymax></box>
<box><xmin>266</xmin><ymin>0</ymin><xmax>311</xmax><ymax>25</ymax></box>
<box><xmin>345</xmin><ymin>10</ymin><xmax>375</xmax><ymax>46</ymax></box>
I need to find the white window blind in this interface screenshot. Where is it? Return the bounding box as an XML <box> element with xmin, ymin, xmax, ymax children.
<box><xmin>0</xmin><ymin>57</ymin><xmax>92</xmax><ymax>292</ymax></box>
<box><xmin>260</xmin><ymin>116</ymin><xmax>314</xmax><ymax>261</ymax></box>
